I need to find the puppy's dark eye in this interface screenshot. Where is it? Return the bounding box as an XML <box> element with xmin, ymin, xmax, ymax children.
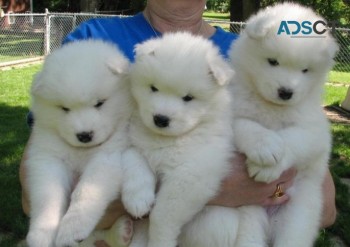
<box><xmin>268</xmin><ymin>58</ymin><xmax>279</xmax><ymax>66</ymax></box>
<box><xmin>302</xmin><ymin>68</ymin><xmax>309</xmax><ymax>73</ymax></box>
<box><xmin>150</xmin><ymin>85</ymin><xmax>158</xmax><ymax>92</ymax></box>
<box><xmin>60</xmin><ymin>106</ymin><xmax>70</xmax><ymax>113</ymax></box>
<box><xmin>94</xmin><ymin>100</ymin><xmax>106</xmax><ymax>108</ymax></box>
<box><xmin>182</xmin><ymin>94</ymin><xmax>194</xmax><ymax>102</ymax></box>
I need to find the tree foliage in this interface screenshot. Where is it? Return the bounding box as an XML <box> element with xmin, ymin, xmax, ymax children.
<box><xmin>207</xmin><ymin>0</ymin><xmax>230</xmax><ymax>13</ymax></box>
<box><xmin>33</xmin><ymin>0</ymin><xmax>145</xmax><ymax>13</ymax></box>
<box><xmin>229</xmin><ymin>0</ymin><xmax>350</xmax><ymax>25</ymax></box>
<box><xmin>33</xmin><ymin>0</ymin><xmax>78</xmax><ymax>12</ymax></box>
<box><xmin>33</xmin><ymin>0</ymin><xmax>350</xmax><ymax>26</ymax></box>
<box><xmin>260</xmin><ymin>0</ymin><xmax>350</xmax><ymax>25</ymax></box>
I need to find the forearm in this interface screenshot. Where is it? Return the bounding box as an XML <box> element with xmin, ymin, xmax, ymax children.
<box><xmin>320</xmin><ymin>170</ymin><xmax>337</xmax><ymax>228</ymax></box>
<box><xmin>208</xmin><ymin>153</ymin><xmax>296</xmax><ymax>207</ymax></box>
<box><xmin>20</xmin><ymin>138</ymin><xmax>31</xmax><ymax>216</ymax></box>
<box><xmin>208</xmin><ymin>153</ymin><xmax>337</xmax><ymax>229</ymax></box>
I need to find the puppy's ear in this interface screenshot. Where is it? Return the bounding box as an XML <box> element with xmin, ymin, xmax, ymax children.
<box><xmin>244</xmin><ymin>7</ymin><xmax>278</xmax><ymax>40</ymax></box>
<box><xmin>106</xmin><ymin>57</ymin><xmax>130</xmax><ymax>75</ymax></box>
<box><xmin>207</xmin><ymin>56</ymin><xmax>234</xmax><ymax>86</ymax></box>
<box><xmin>134</xmin><ymin>40</ymin><xmax>157</xmax><ymax>59</ymax></box>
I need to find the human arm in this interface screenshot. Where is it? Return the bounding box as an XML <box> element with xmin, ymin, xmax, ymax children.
<box><xmin>320</xmin><ymin>169</ymin><xmax>337</xmax><ymax>228</ymax></box>
<box><xmin>208</xmin><ymin>153</ymin><xmax>337</xmax><ymax>228</ymax></box>
<box><xmin>208</xmin><ymin>153</ymin><xmax>296</xmax><ymax>207</ymax></box>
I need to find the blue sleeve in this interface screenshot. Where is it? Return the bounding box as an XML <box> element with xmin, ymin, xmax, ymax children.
<box><xmin>62</xmin><ymin>19</ymin><xmax>102</xmax><ymax>44</ymax></box>
<box><xmin>62</xmin><ymin>21</ymin><xmax>94</xmax><ymax>44</ymax></box>
<box><xmin>210</xmin><ymin>26</ymin><xmax>239</xmax><ymax>59</ymax></box>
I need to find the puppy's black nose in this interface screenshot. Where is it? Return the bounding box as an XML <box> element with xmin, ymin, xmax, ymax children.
<box><xmin>278</xmin><ymin>87</ymin><xmax>293</xmax><ymax>100</ymax></box>
<box><xmin>76</xmin><ymin>131</ymin><xmax>94</xmax><ymax>143</ymax></box>
<box><xmin>153</xmin><ymin>114</ymin><xmax>170</xmax><ymax>128</ymax></box>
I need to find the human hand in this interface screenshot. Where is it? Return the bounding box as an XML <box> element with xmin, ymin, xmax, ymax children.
<box><xmin>209</xmin><ymin>152</ymin><xmax>297</xmax><ymax>207</ymax></box>
<box><xmin>94</xmin><ymin>240</ymin><xmax>111</xmax><ymax>247</ymax></box>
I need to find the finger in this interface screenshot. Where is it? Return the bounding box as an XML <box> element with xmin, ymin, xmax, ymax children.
<box><xmin>278</xmin><ymin>177</ymin><xmax>294</xmax><ymax>192</ymax></box>
<box><xmin>94</xmin><ymin>240</ymin><xmax>111</xmax><ymax>247</ymax></box>
<box><xmin>230</xmin><ymin>152</ymin><xmax>247</xmax><ymax>169</ymax></box>
<box><xmin>265</xmin><ymin>167</ymin><xmax>296</xmax><ymax>196</ymax></box>
<box><xmin>262</xmin><ymin>194</ymin><xmax>290</xmax><ymax>206</ymax></box>
<box><xmin>278</xmin><ymin>167</ymin><xmax>297</xmax><ymax>181</ymax></box>
<box><xmin>262</xmin><ymin>182</ymin><xmax>289</xmax><ymax>206</ymax></box>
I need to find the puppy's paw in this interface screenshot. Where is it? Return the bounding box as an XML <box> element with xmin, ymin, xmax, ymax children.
<box><xmin>106</xmin><ymin>215</ymin><xmax>134</xmax><ymax>246</ymax></box>
<box><xmin>55</xmin><ymin>212</ymin><xmax>95</xmax><ymax>247</ymax></box>
<box><xmin>247</xmin><ymin>134</ymin><xmax>285</xmax><ymax>167</ymax></box>
<box><xmin>247</xmin><ymin>164</ymin><xmax>285</xmax><ymax>183</ymax></box>
<box><xmin>26</xmin><ymin>228</ymin><xmax>56</xmax><ymax>247</ymax></box>
<box><xmin>123</xmin><ymin>189</ymin><xmax>155</xmax><ymax>218</ymax></box>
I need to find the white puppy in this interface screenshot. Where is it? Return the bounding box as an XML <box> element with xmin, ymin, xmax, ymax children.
<box><xmin>229</xmin><ymin>3</ymin><xmax>338</xmax><ymax>247</ymax></box>
<box><xmin>26</xmin><ymin>40</ymin><xmax>133</xmax><ymax>247</ymax></box>
<box><xmin>124</xmin><ymin>32</ymin><xmax>234</xmax><ymax>247</ymax></box>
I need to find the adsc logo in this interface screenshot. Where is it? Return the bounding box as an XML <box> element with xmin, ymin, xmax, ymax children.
<box><xmin>277</xmin><ymin>20</ymin><xmax>337</xmax><ymax>38</ymax></box>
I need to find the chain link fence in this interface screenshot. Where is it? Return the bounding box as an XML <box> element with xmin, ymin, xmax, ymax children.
<box><xmin>1</xmin><ymin>12</ymin><xmax>350</xmax><ymax>75</ymax></box>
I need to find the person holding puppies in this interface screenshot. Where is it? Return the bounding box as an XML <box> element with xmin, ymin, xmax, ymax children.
<box><xmin>20</xmin><ymin>0</ymin><xmax>336</xmax><ymax>246</ymax></box>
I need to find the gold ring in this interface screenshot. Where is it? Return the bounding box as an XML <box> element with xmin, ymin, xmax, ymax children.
<box><xmin>272</xmin><ymin>184</ymin><xmax>284</xmax><ymax>198</ymax></box>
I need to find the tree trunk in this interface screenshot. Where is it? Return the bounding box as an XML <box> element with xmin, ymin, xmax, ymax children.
<box><xmin>230</xmin><ymin>0</ymin><xmax>260</xmax><ymax>21</ymax></box>
<box><xmin>80</xmin><ymin>0</ymin><xmax>98</xmax><ymax>12</ymax></box>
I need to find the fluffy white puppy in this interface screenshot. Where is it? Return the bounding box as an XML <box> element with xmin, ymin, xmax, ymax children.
<box><xmin>229</xmin><ymin>3</ymin><xmax>338</xmax><ymax>247</ymax></box>
<box><xmin>124</xmin><ymin>32</ymin><xmax>234</xmax><ymax>247</ymax></box>
<box><xmin>26</xmin><ymin>40</ymin><xmax>133</xmax><ymax>247</ymax></box>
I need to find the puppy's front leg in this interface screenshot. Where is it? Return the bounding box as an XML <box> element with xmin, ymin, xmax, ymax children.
<box><xmin>55</xmin><ymin>152</ymin><xmax>123</xmax><ymax>247</ymax></box>
<box><xmin>234</xmin><ymin>118</ymin><xmax>288</xmax><ymax>183</ymax></box>
<box><xmin>277</xmin><ymin>123</ymin><xmax>331</xmax><ymax>171</ymax></box>
<box><xmin>234</xmin><ymin>119</ymin><xmax>285</xmax><ymax>169</ymax></box>
<box><xmin>147</xmin><ymin>162</ymin><xmax>223</xmax><ymax>247</ymax></box>
<box><xmin>272</xmin><ymin>175</ymin><xmax>325</xmax><ymax>247</ymax></box>
<box><xmin>26</xmin><ymin>158</ymin><xmax>72</xmax><ymax>247</ymax></box>
<box><xmin>122</xmin><ymin>148</ymin><xmax>156</xmax><ymax>218</ymax></box>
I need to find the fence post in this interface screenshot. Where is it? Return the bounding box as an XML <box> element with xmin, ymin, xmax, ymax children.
<box><xmin>72</xmin><ymin>13</ymin><xmax>77</xmax><ymax>30</ymax></box>
<box><xmin>341</xmin><ymin>86</ymin><xmax>350</xmax><ymax>111</ymax></box>
<box><xmin>44</xmin><ymin>8</ymin><xmax>50</xmax><ymax>56</ymax></box>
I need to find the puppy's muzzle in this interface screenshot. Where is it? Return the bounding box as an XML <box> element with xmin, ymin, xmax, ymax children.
<box><xmin>153</xmin><ymin>114</ymin><xmax>170</xmax><ymax>128</ymax></box>
<box><xmin>278</xmin><ymin>87</ymin><xmax>293</xmax><ymax>100</ymax></box>
<box><xmin>76</xmin><ymin>131</ymin><xmax>94</xmax><ymax>143</ymax></box>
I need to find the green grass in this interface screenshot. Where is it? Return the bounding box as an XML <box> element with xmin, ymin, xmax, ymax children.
<box><xmin>0</xmin><ymin>64</ymin><xmax>349</xmax><ymax>246</ymax></box>
<box><xmin>324</xmin><ymin>84</ymin><xmax>349</xmax><ymax>105</ymax></box>
<box><xmin>0</xmin><ymin>33</ymin><xmax>44</xmax><ymax>63</ymax></box>
<box><xmin>329</xmin><ymin>70</ymin><xmax>350</xmax><ymax>84</ymax></box>
<box><xmin>203</xmin><ymin>11</ymin><xmax>230</xmax><ymax>20</ymax></box>
<box><xmin>0</xmin><ymin>64</ymin><xmax>41</xmax><ymax>246</ymax></box>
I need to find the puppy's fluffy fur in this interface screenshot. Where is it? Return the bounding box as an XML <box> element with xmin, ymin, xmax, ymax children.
<box><xmin>26</xmin><ymin>40</ymin><xmax>132</xmax><ymax>247</ymax></box>
<box><xmin>178</xmin><ymin>3</ymin><xmax>338</xmax><ymax>247</ymax></box>
<box><xmin>228</xmin><ymin>3</ymin><xmax>336</xmax><ymax>247</ymax></box>
<box><xmin>124</xmin><ymin>32</ymin><xmax>234</xmax><ymax>247</ymax></box>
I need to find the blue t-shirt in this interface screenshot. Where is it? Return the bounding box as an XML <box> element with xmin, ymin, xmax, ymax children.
<box><xmin>63</xmin><ymin>12</ymin><xmax>238</xmax><ymax>62</ymax></box>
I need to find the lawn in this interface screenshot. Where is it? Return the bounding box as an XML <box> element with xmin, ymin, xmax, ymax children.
<box><xmin>0</xmin><ymin>64</ymin><xmax>37</xmax><ymax>246</ymax></box>
<box><xmin>203</xmin><ymin>11</ymin><xmax>230</xmax><ymax>20</ymax></box>
<box><xmin>0</xmin><ymin>33</ymin><xmax>44</xmax><ymax>63</ymax></box>
<box><xmin>0</xmin><ymin>64</ymin><xmax>349</xmax><ymax>246</ymax></box>
<box><xmin>329</xmin><ymin>70</ymin><xmax>350</xmax><ymax>85</ymax></box>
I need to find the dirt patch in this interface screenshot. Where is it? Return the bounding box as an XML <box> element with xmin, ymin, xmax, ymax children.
<box><xmin>0</xmin><ymin>57</ymin><xmax>44</xmax><ymax>71</ymax></box>
<box><xmin>324</xmin><ymin>105</ymin><xmax>350</xmax><ymax>125</ymax></box>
